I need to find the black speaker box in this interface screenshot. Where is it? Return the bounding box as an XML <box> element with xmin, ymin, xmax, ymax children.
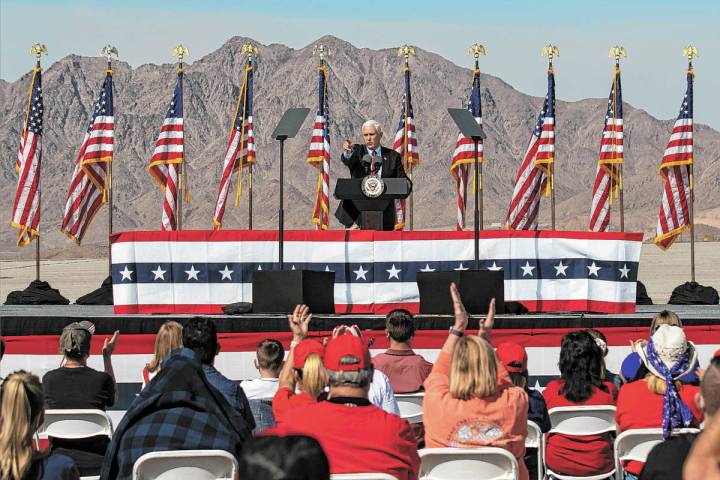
<box><xmin>252</xmin><ymin>270</ymin><xmax>335</xmax><ymax>313</ymax></box>
<box><xmin>417</xmin><ymin>271</ymin><xmax>505</xmax><ymax>314</ymax></box>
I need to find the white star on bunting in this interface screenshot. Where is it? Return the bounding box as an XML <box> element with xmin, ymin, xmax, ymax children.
<box><xmin>488</xmin><ymin>262</ymin><xmax>503</xmax><ymax>271</ymax></box>
<box><xmin>419</xmin><ymin>264</ymin><xmax>436</xmax><ymax>272</ymax></box>
<box><xmin>219</xmin><ymin>265</ymin><xmax>233</xmax><ymax>281</ymax></box>
<box><xmin>151</xmin><ymin>265</ymin><xmax>166</xmax><ymax>281</ymax></box>
<box><xmin>587</xmin><ymin>262</ymin><xmax>601</xmax><ymax>277</ymax></box>
<box><xmin>353</xmin><ymin>265</ymin><xmax>368</xmax><ymax>281</ymax></box>
<box><xmin>386</xmin><ymin>264</ymin><xmax>401</xmax><ymax>280</ymax></box>
<box><xmin>454</xmin><ymin>263</ymin><xmax>469</xmax><ymax>271</ymax></box>
<box><xmin>520</xmin><ymin>261</ymin><xmax>535</xmax><ymax>277</ymax></box>
<box><xmin>554</xmin><ymin>261</ymin><xmax>568</xmax><ymax>277</ymax></box>
<box><xmin>618</xmin><ymin>264</ymin><xmax>630</xmax><ymax>279</ymax></box>
<box><xmin>120</xmin><ymin>266</ymin><xmax>133</xmax><ymax>281</ymax></box>
<box><xmin>185</xmin><ymin>265</ymin><xmax>200</xmax><ymax>281</ymax></box>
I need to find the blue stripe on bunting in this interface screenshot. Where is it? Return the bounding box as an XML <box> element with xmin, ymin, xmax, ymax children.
<box><xmin>112</xmin><ymin>259</ymin><xmax>638</xmax><ymax>285</ymax></box>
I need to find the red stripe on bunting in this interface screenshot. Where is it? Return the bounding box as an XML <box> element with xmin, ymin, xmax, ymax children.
<box><xmin>4</xmin><ymin>325</ymin><xmax>720</xmax><ymax>355</ymax></box>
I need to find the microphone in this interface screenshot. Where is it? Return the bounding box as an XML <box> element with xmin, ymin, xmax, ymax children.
<box><xmin>361</xmin><ymin>153</ymin><xmax>373</xmax><ymax>175</ymax></box>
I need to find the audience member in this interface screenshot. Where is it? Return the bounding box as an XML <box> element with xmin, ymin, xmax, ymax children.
<box><xmin>587</xmin><ymin>328</ymin><xmax>622</xmax><ymax>391</ymax></box>
<box><xmin>616</xmin><ymin>325</ymin><xmax>702</xmax><ymax>478</ymax></box>
<box><xmin>619</xmin><ymin>352</ymin><xmax>643</xmax><ymax>384</ymax></box>
<box><xmin>42</xmin><ymin>322</ymin><xmax>118</xmax><ymax>477</ymax></box>
<box><xmin>649</xmin><ymin>310</ymin><xmax>682</xmax><ymax>336</ymax></box>
<box><xmin>182</xmin><ymin>317</ymin><xmax>255</xmax><ymax>431</ymax></box>
<box><xmin>242</xmin><ymin>339</ymin><xmax>284</xmax><ymax>399</ymax></box>
<box><xmin>496</xmin><ymin>342</ymin><xmax>549</xmax><ymax>480</ymax></box>
<box><xmin>332</xmin><ymin>324</ymin><xmax>400</xmax><ymax>415</ymax></box>
<box><xmin>0</xmin><ymin>370</ymin><xmax>79</xmax><ymax>480</ymax></box>
<box><xmin>640</xmin><ymin>355</ymin><xmax>720</xmax><ymax>480</ymax></box>
<box><xmin>99</xmin><ymin>348</ymin><xmax>252</xmax><ymax>479</ymax></box>
<box><xmin>269</xmin><ymin>329</ymin><xmax>419</xmax><ymax>479</ymax></box>
<box><xmin>238</xmin><ymin>435</ymin><xmax>330</xmax><ymax>480</ymax></box>
<box><xmin>683</xmin><ymin>410</ymin><xmax>720</xmax><ymax>480</ymax></box>
<box><xmin>272</xmin><ymin>305</ymin><xmax>326</xmax><ymax>423</ymax></box>
<box><xmin>372</xmin><ymin>309</ymin><xmax>433</xmax><ymax>393</ymax></box>
<box><xmin>544</xmin><ymin>330</ymin><xmax>616</xmax><ymax>477</ymax></box>
<box><xmin>423</xmin><ymin>284</ymin><xmax>529</xmax><ymax>480</ymax></box>
<box><xmin>0</xmin><ymin>337</ymin><xmax>5</xmax><ymax>383</ymax></box>
<box><xmin>142</xmin><ymin>320</ymin><xmax>182</xmax><ymax>389</ymax></box>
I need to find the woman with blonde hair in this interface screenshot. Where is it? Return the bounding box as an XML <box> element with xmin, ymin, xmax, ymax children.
<box><xmin>0</xmin><ymin>371</ymin><xmax>78</xmax><ymax>480</ymax></box>
<box><xmin>142</xmin><ymin>320</ymin><xmax>183</xmax><ymax>388</ymax></box>
<box><xmin>272</xmin><ymin>305</ymin><xmax>326</xmax><ymax>423</ymax></box>
<box><xmin>423</xmin><ymin>284</ymin><xmax>529</xmax><ymax>480</ymax></box>
<box><xmin>649</xmin><ymin>310</ymin><xmax>682</xmax><ymax>336</ymax></box>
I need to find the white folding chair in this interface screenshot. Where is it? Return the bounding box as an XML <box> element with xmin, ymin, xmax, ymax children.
<box><xmin>132</xmin><ymin>450</ymin><xmax>238</xmax><ymax>479</ymax></box>
<box><xmin>330</xmin><ymin>474</ymin><xmax>398</xmax><ymax>479</ymax></box>
<box><xmin>419</xmin><ymin>447</ymin><xmax>519</xmax><ymax>480</ymax></box>
<box><xmin>36</xmin><ymin>409</ymin><xmax>114</xmax><ymax>480</ymax></box>
<box><xmin>543</xmin><ymin>406</ymin><xmax>616</xmax><ymax>480</ymax></box>
<box><xmin>395</xmin><ymin>392</ymin><xmax>424</xmax><ymax>424</ymax></box>
<box><xmin>526</xmin><ymin>420</ymin><xmax>544</xmax><ymax>480</ymax></box>
<box><xmin>613</xmin><ymin>428</ymin><xmax>700</xmax><ymax>480</ymax></box>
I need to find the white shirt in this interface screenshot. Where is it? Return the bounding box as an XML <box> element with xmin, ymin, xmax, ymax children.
<box><xmin>369</xmin><ymin>369</ymin><xmax>399</xmax><ymax>415</ymax></box>
<box><xmin>241</xmin><ymin>377</ymin><xmax>280</xmax><ymax>400</ymax></box>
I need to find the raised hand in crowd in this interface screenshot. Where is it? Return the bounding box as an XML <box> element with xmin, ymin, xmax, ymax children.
<box><xmin>288</xmin><ymin>304</ymin><xmax>312</xmax><ymax>343</ymax></box>
<box><xmin>450</xmin><ymin>282</ymin><xmax>495</xmax><ymax>339</ymax></box>
<box><xmin>102</xmin><ymin>330</ymin><xmax>120</xmax><ymax>388</ymax></box>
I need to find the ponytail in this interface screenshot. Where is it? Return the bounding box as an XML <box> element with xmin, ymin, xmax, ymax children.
<box><xmin>0</xmin><ymin>371</ymin><xmax>43</xmax><ymax>480</ymax></box>
<box><xmin>300</xmin><ymin>353</ymin><xmax>325</xmax><ymax>400</ymax></box>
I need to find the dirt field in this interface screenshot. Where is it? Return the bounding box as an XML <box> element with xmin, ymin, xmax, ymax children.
<box><xmin>1</xmin><ymin>242</ymin><xmax>718</xmax><ymax>304</ymax></box>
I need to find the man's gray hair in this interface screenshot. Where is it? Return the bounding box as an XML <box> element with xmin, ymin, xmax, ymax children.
<box><xmin>326</xmin><ymin>354</ymin><xmax>373</xmax><ymax>388</ymax></box>
<box><xmin>361</xmin><ymin>119</ymin><xmax>383</xmax><ymax>136</ymax></box>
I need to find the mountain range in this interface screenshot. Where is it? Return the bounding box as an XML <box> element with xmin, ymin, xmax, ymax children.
<box><xmin>2</xmin><ymin>35</ymin><xmax>719</xmax><ymax>258</ymax></box>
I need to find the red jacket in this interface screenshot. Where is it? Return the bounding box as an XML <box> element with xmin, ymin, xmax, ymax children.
<box><xmin>270</xmin><ymin>398</ymin><xmax>420</xmax><ymax>480</ymax></box>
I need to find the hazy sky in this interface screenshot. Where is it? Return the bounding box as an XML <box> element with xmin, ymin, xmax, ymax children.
<box><xmin>2</xmin><ymin>0</ymin><xmax>718</xmax><ymax>128</ymax></box>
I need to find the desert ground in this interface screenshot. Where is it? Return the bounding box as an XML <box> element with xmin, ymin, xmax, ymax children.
<box><xmin>1</xmin><ymin>242</ymin><xmax>717</xmax><ymax>305</ymax></box>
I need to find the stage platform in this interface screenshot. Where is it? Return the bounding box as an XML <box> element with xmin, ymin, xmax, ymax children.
<box><xmin>1</xmin><ymin>304</ymin><xmax>719</xmax><ymax>336</ymax></box>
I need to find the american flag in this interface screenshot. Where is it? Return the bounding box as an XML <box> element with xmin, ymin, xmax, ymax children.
<box><xmin>392</xmin><ymin>66</ymin><xmax>419</xmax><ymax>171</ymax></box>
<box><xmin>391</xmin><ymin>65</ymin><xmax>419</xmax><ymax>230</ymax></box>
<box><xmin>307</xmin><ymin>64</ymin><xmax>330</xmax><ymax>230</ymax></box>
<box><xmin>589</xmin><ymin>67</ymin><xmax>624</xmax><ymax>232</ymax></box>
<box><xmin>506</xmin><ymin>67</ymin><xmax>556</xmax><ymax>230</ymax></box>
<box><xmin>654</xmin><ymin>68</ymin><xmax>694</xmax><ymax>249</ymax></box>
<box><xmin>11</xmin><ymin>67</ymin><xmax>44</xmax><ymax>246</ymax></box>
<box><xmin>213</xmin><ymin>60</ymin><xmax>256</xmax><ymax>229</ymax></box>
<box><xmin>61</xmin><ymin>71</ymin><xmax>114</xmax><ymax>244</ymax></box>
<box><xmin>148</xmin><ymin>71</ymin><xmax>184</xmax><ymax>231</ymax></box>
<box><xmin>451</xmin><ymin>68</ymin><xmax>482</xmax><ymax>231</ymax></box>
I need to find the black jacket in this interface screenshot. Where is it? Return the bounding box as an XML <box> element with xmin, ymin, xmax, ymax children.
<box><xmin>341</xmin><ymin>144</ymin><xmax>408</xmax><ymax>180</ymax></box>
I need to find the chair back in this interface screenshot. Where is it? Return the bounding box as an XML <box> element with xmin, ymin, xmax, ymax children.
<box><xmin>613</xmin><ymin>428</ymin><xmax>700</xmax><ymax>480</ymax></box>
<box><xmin>132</xmin><ymin>450</ymin><xmax>238</xmax><ymax>479</ymax></box>
<box><xmin>419</xmin><ymin>447</ymin><xmax>519</xmax><ymax>480</ymax></box>
<box><xmin>38</xmin><ymin>409</ymin><xmax>113</xmax><ymax>440</ymax></box>
<box><xmin>330</xmin><ymin>474</ymin><xmax>398</xmax><ymax>479</ymax></box>
<box><xmin>526</xmin><ymin>421</ymin><xmax>543</xmax><ymax>480</ymax></box>
<box><xmin>395</xmin><ymin>392</ymin><xmax>424</xmax><ymax>424</ymax></box>
<box><xmin>548</xmin><ymin>406</ymin><xmax>616</xmax><ymax>436</ymax></box>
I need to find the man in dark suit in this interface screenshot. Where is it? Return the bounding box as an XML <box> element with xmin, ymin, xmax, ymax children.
<box><xmin>335</xmin><ymin>120</ymin><xmax>410</xmax><ymax>230</ymax></box>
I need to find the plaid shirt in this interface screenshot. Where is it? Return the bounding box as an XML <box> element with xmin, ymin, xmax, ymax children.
<box><xmin>100</xmin><ymin>348</ymin><xmax>251</xmax><ymax>479</ymax></box>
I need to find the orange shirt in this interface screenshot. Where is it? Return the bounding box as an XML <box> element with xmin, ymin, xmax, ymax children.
<box><xmin>423</xmin><ymin>350</ymin><xmax>529</xmax><ymax>480</ymax></box>
<box><xmin>272</xmin><ymin>387</ymin><xmax>317</xmax><ymax>423</ymax></box>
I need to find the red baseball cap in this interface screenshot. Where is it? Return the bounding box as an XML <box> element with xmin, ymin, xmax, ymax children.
<box><xmin>496</xmin><ymin>342</ymin><xmax>527</xmax><ymax>373</ymax></box>
<box><xmin>324</xmin><ymin>334</ymin><xmax>370</xmax><ymax>371</ymax></box>
<box><xmin>714</xmin><ymin>348</ymin><xmax>720</xmax><ymax>360</ymax></box>
<box><xmin>293</xmin><ymin>339</ymin><xmax>324</xmax><ymax>369</ymax></box>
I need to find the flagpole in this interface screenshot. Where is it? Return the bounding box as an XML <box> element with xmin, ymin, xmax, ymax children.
<box><xmin>609</xmin><ymin>46</ymin><xmax>626</xmax><ymax>232</ymax></box>
<box><xmin>101</xmin><ymin>45</ymin><xmax>118</xmax><ymax>276</ymax></box>
<box><xmin>31</xmin><ymin>43</ymin><xmax>46</xmax><ymax>280</ymax></box>
<box><xmin>398</xmin><ymin>45</ymin><xmax>415</xmax><ymax>230</ymax></box>
<box><xmin>543</xmin><ymin>45</ymin><xmax>559</xmax><ymax>230</ymax></box>
<box><xmin>684</xmin><ymin>45</ymin><xmax>698</xmax><ymax>282</ymax></box>
<box><xmin>173</xmin><ymin>45</ymin><xmax>188</xmax><ymax>230</ymax></box>
<box><xmin>468</xmin><ymin>44</ymin><xmax>485</xmax><ymax>231</ymax></box>
<box><xmin>242</xmin><ymin>44</ymin><xmax>258</xmax><ymax>230</ymax></box>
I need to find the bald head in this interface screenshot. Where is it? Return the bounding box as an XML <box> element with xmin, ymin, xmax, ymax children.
<box><xmin>699</xmin><ymin>356</ymin><xmax>720</xmax><ymax>417</ymax></box>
